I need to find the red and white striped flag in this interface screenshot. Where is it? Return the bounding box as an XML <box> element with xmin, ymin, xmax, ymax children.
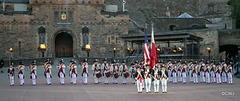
<box><xmin>144</xmin><ymin>27</ymin><xmax>150</xmax><ymax>65</ymax></box>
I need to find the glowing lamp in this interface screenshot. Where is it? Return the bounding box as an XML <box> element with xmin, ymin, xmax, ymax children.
<box><xmin>10</xmin><ymin>48</ymin><xmax>13</xmax><ymax>52</ymax></box>
<box><xmin>157</xmin><ymin>48</ymin><xmax>160</xmax><ymax>51</ymax></box>
<box><xmin>40</xmin><ymin>44</ymin><xmax>46</xmax><ymax>50</ymax></box>
<box><xmin>207</xmin><ymin>47</ymin><xmax>211</xmax><ymax>50</ymax></box>
<box><xmin>85</xmin><ymin>43</ymin><xmax>91</xmax><ymax>50</ymax></box>
<box><xmin>173</xmin><ymin>50</ymin><xmax>176</xmax><ymax>53</ymax></box>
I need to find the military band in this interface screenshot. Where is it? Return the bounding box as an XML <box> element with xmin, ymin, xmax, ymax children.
<box><xmin>6</xmin><ymin>58</ymin><xmax>235</xmax><ymax>94</ymax></box>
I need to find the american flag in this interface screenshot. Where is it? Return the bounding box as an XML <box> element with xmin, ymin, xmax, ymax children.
<box><xmin>144</xmin><ymin>27</ymin><xmax>150</xmax><ymax>65</ymax></box>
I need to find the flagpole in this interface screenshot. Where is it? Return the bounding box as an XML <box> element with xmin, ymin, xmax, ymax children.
<box><xmin>152</xmin><ymin>23</ymin><xmax>155</xmax><ymax>68</ymax></box>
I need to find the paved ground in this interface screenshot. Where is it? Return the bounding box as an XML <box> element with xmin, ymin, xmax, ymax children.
<box><xmin>0</xmin><ymin>59</ymin><xmax>239</xmax><ymax>101</ymax></box>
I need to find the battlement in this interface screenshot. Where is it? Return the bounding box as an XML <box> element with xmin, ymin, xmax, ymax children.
<box><xmin>29</xmin><ymin>0</ymin><xmax>104</xmax><ymax>5</ymax></box>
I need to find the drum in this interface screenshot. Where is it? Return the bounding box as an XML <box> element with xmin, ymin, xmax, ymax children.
<box><xmin>123</xmin><ymin>71</ymin><xmax>130</xmax><ymax>78</ymax></box>
<box><xmin>105</xmin><ymin>71</ymin><xmax>111</xmax><ymax>78</ymax></box>
<box><xmin>114</xmin><ymin>73</ymin><xmax>119</xmax><ymax>79</ymax></box>
<box><xmin>96</xmin><ymin>72</ymin><xmax>102</xmax><ymax>78</ymax></box>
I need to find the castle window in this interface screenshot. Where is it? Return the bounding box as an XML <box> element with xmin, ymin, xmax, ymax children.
<box><xmin>54</xmin><ymin>11</ymin><xmax>59</xmax><ymax>22</ymax></box>
<box><xmin>38</xmin><ymin>26</ymin><xmax>45</xmax><ymax>44</ymax></box>
<box><xmin>68</xmin><ymin>11</ymin><xmax>73</xmax><ymax>21</ymax></box>
<box><xmin>82</xmin><ymin>26</ymin><xmax>89</xmax><ymax>48</ymax></box>
<box><xmin>169</xmin><ymin>25</ymin><xmax>177</xmax><ymax>31</ymax></box>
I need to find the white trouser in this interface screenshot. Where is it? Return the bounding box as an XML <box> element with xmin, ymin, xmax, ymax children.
<box><xmin>94</xmin><ymin>74</ymin><xmax>100</xmax><ymax>84</ymax></box>
<box><xmin>137</xmin><ymin>79</ymin><xmax>142</xmax><ymax>92</ymax></box>
<box><xmin>172</xmin><ymin>72</ymin><xmax>177</xmax><ymax>83</ymax></box>
<box><xmin>210</xmin><ymin>71</ymin><xmax>215</xmax><ymax>83</ymax></box>
<box><xmin>113</xmin><ymin>75</ymin><xmax>117</xmax><ymax>83</ymax></box>
<box><xmin>222</xmin><ymin>72</ymin><xmax>227</xmax><ymax>83</ymax></box>
<box><xmin>9</xmin><ymin>74</ymin><xmax>14</xmax><ymax>85</ymax></box>
<box><xmin>189</xmin><ymin>70</ymin><xmax>193</xmax><ymax>82</ymax></box>
<box><xmin>46</xmin><ymin>73</ymin><xmax>51</xmax><ymax>84</ymax></box>
<box><xmin>19</xmin><ymin>74</ymin><xmax>24</xmax><ymax>85</ymax></box>
<box><xmin>122</xmin><ymin>74</ymin><xmax>126</xmax><ymax>84</ymax></box>
<box><xmin>177</xmin><ymin>71</ymin><xmax>182</xmax><ymax>82</ymax></box>
<box><xmin>31</xmin><ymin>73</ymin><xmax>36</xmax><ymax>85</ymax></box>
<box><xmin>168</xmin><ymin>70</ymin><xmax>172</xmax><ymax>82</ymax></box>
<box><xmin>227</xmin><ymin>72</ymin><xmax>232</xmax><ymax>84</ymax></box>
<box><xmin>70</xmin><ymin>71</ymin><xmax>73</xmax><ymax>83</ymax></box>
<box><xmin>161</xmin><ymin>78</ymin><xmax>167</xmax><ymax>92</ymax></box>
<box><xmin>104</xmin><ymin>71</ymin><xmax>108</xmax><ymax>84</ymax></box>
<box><xmin>205</xmin><ymin>72</ymin><xmax>210</xmax><ymax>83</ymax></box>
<box><xmin>145</xmin><ymin>78</ymin><xmax>151</xmax><ymax>92</ymax></box>
<box><xmin>193</xmin><ymin>73</ymin><xmax>198</xmax><ymax>83</ymax></box>
<box><xmin>59</xmin><ymin>72</ymin><xmax>64</xmax><ymax>84</ymax></box>
<box><xmin>83</xmin><ymin>73</ymin><xmax>88</xmax><ymax>84</ymax></box>
<box><xmin>131</xmin><ymin>75</ymin><xmax>135</xmax><ymax>83</ymax></box>
<box><xmin>154</xmin><ymin>79</ymin><xmax>159</xmax><ymax>92</ymax></box>
<box><xmin>142</xmin><ymin>79</ymin><xmax>145</xmax><ymax>89</ymax></box>
<box><xmin>72</xmin><ymin>73</ymin><xmax>77</xmax><ymax>84</ymax></box>
<box><xmin>216</xmin><ymin>73</ymin><xmax>221</xmax><ymax>83</ymax></box>
<box><xmin>200</xmin><ymin>71</ymin><xmax>205</xmax><ymax>82</ymax></box>
<box><xmin>182</xmin><ymin>72</ymin><xmax>186</xmax><ymax>83</ymax></box>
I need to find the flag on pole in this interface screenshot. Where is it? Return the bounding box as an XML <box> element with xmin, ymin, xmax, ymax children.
<box><xmin>144</xmin><ymin>26</ymin><xmax>150</xmax><ymax>65</ymax></box>
<box><xmin>150</xmin><ymin>23</ymin><xmax>157</xmax><ymax>69</ymax></box>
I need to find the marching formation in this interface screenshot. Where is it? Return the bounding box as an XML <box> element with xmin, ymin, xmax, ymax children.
<box><xmin>7</xmin><ymin>58</ymin><xmax>233</xmax><ymax>93</ymax></box>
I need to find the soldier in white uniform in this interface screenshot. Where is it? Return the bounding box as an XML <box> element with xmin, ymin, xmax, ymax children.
<box><xmin>101</xmin><ymin>58</ymin><xmax>109</xmax><ymax>84</ymax></box>
<box><xmin>227</xmin><ymin>63</ymin><xmax>233</xmax><ymax>84</ymax></box>
<box><xmin>166</xmin><ymin>60</ymin><xmax>172</xmax><ymax>82</ymax></box>
<box><xmin>110</xmin><ymin>60</ymin><xmax>119</xmax><ymax>84</ymax></box>
<box><xmin>172</xmin><ymin>61</ymin><xmax>177</xmax><ymax>84</ymax></box>
<box><xmin>177</xmin><ymin>60</ymin><xmax>182</xmax><ymax>82</ymax></box>
<box><xmin>144</xmin><ymin>64</ymin><xmax>152</xmax><ymax>93</ymax></box>
<box><xmin>82</xmin><ymin>59</ymin><xmax>88</xmax><ymax>85</ymax></box>
<box><xmin>57</xmin><ymin>59</ymin><xmax>66</xmax><ymax>85</ymax></box>
<box><xmin>129</xmin><ymin>63</ymin><xmax>136</xmax><ymax>84</ymax></box>
<box><xmin>181</xmin><ymin>61</ymin><xmax>187</xmax><ymax>84</ymax></box>
<box><xmin>160</xmin><ymin>65</ymin><xmax>168</xmax><ymax>93</ymax></box>
<box><xmin>29</xmin><ymin>61</ymin><xmax>37</xmax><ymax>86</ymax></box>
<box><xmin>188</xmin><ymin>60</ymin><xmax>193</xmax><ymax>83</ymax></box>
<box><xmin>17</xmin><ymin>62</ymin><xmax>25</xmax><ymax>86</ymax></box>
<box><xmin>134</xmin><ymin>66</ymin><xmax>144</xmax><ymax>93</ymax></box>
<box><xmin>221</xmin><ymin>62</ymin><xmax>227</xmax><ymax>83</ymax></box>
<box><xmin>199</xmin><ymin>60</ymin><xmax>205</xmax><ymax>83</ymax></box>
<box><xmin>92</xmin><ymin>59</ymin><xmax>101</xmax><ymax>84</ymax></box>
<box><xmin>44</xmin><ymin>61</ymin><xmax>52</xmax><ymax>85</ymax></box>
<box><xmin>68</xmin><ymin>60</ymin><xmax>74</xmax><ymax>84</ymax></box>
<box><xmin>192</xmin><ymin>61</ymin><xmax>198</xmax><ymax>84</ymax></box>
<box><xmin>152</xmin><ymin>64</ymin><xmax>160</xmax><ymax>93</ymax></box>
<box><xmin>71</xmin><ymin>61</ymin><xmax>78</xmax><ymax>85</ymax></box>
<box><xmin>119</xmin><ymin>60</ymin><xmax>128</xmax><ymax>84</ymax></box>
<box><xmin>216</xmin><ymin>63</ymin><xmax>221</xmax><ymax>84</ymax></box>
<box><xmin>210</xmin><ymin>61</ymin><xmax>216</xmax><ymax>83</ymax></box>
<box><xmin>139</xmin><ymin>62</ymin><xmax>145</xmax><ymax>89</ymax></box>
<box><xmin>8</xmin><ymin>63</ymin><xmax>15</xmax><ymax>86</ymax></box>
<box><xmin>205</xmin><ymin>61</ymin><xmax>211</xmax><ymax>84</ymax></box>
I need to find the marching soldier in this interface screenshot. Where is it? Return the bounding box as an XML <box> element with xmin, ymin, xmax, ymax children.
<box><xmin>199</xmin><ymin>60</ymin><xmax>205</xmax><ymax>83</ymax></box>
<box><xmin>182</xmin><ymin>61</ymin><xmax>187</xmax><ymax>84</ymax></box>
<box><xmin>68</xmin><ymin>60</ymin><xmax>74</xmax><ymax>84</ymax></box>
<box><xmin>82</xmin><ymin>59</ymin><xmax>88</xmax><ymax>85</ymax></box>
<box><xmin>8</xmin><ymin>63</ymin><xmax>15</xmax><ymax>86</ymax></box>
<box><xmin>216</xmin><ymin>63</ymin><xmax>221</xmax><ymax>84</ymax></box>
<box><xmin>205</xmin><ymin>61</ymin><xmax>210</xmax><ymax>84</ymax></box>
<box><xmin>129</xmin><ymin>62</ymin><xmax>136</xmax><ymax>84</ymax></box>
<box><xmin>160</xmin><ymin>65</ymin><xmax>168</xmax><ymax>93</ymax></box>
<box><xmin>134</xmin><ymin>66</ymin><xmax>145</xmax><ymax>93</ymax></box>
<box><xmin>152</xmin><ymin>64</ymin><xmax>160</xmax><ymax>93</ymax></box>
<box><xmin>17</xmin><ymin>62</ymin><xmax>25</xmax><ymax>86</ymax></box>
<box><xmin>177</xmin><ymin>60</ymin><xmax>182</xmax><ymax>82</ymax></box>
<box><xmin>188</xmin><ymin>60</ymin><xmax>193</xmax><ymax>83</ymax></box>
<box><xmin>71</xmin><ymin>61</ymin><xmax>78</xmax><ymax>85</ymax></box>
<box><xmin>101</xmin><ymin>58</ymin><xmax>109</xmax><ymax>84</ymax></box>
<box><xmin>57</xmin><ymin>59</ymin><xmax>66</xmax><ymax>85</ymax></box>
<box><xmin>221</xmin><ymin>63</ymin><xmax>227</xmax><ymax>83</ymax></box>
<box><xmin>92</xmin><ymin>59</ymin><xmax>101</xmax><ymax>84</ymax></box>
<box><xmin>166</xmin><ymin>59</ymin><xmax>172</xmax><ymax>82</ymax></box>
<box><xmin>110</xmin><ymin>60</ymin><xmax>119</xmax><ymax>84</ymax></box>
<box><xmin>44</xmin><ymin>61</ymin><xmax>52</xmax><ymax>85</ymax></box>
<box><xmin>119</xmin><ymin>60</ymin><xmax>128</xmax><ymax>84</ymax></box>
<box><xmin>192</xmin><ymin>61</ymin><xmax>198</xmax><ymax>84</ymax></box>
<box><xmin>139</xmin><ymin>62</ymin><xmax>145</xmax><ymax>89</ymax></box>
<box><xmin>227</xmin><ymin>63</ymin><xmax>233</xmax><ymax>84</ymax></box>
<box><xmin>144</xmin><ymin>64</ymin><xmax>151</xmax><ymax>93</ymax></box>
<box><xmin>29</xmin><ymin>61</ymin><xmax>37</xmax><ymax>86</ymax></box>
<box><xmin>172</xmin><ymin>61</ymin><xmax>177</xmax><ymax>84</ymax></box>
<box><xmin>210</xmin><ymin>61</ymin><xmax>216</xmax><ymax>83</ymax></box>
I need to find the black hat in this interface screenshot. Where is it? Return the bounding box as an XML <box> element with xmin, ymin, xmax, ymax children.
<box><xmin>135</xmin><ymin>60</ymin><xmax>139</xmax><ymax>63</ymax></box>
<box><xmin>19</xmin><ymin>61</ymin><xmax>24</xmax><ymax>65</ymax></box>
<box><xmin>131</xmin><ymin>62</ymin><xmax>135</xmax><ymax>65</ymax></box>
<box><xmin>45</xmin><ymin>59</ymin><xmax>49</xmax><ymax>62</ymax></box>
<box><xmin>122</xmin><ymin>60</ymin><xmax>126</xmax><ymax>63</ymax></box>
<box><xmin>189</xmin><ymin>59</ymin><xmax>193</xmax><ymax>62</ymax></box>
<box><xmin>136</xmin><ymin>65</ymin><xmax>140</xmax><ymax>69</ymax></box>
<box><xmin>194</xmin><ymin>61</ymin><xmax>198</xmax><ymax>64</ymax></box>
<box><xmin>162</xmin><ymin>64</ymin><xmax>166</xmax><ymax>68</ymax></box>
<box><xmin>146</xmin><ymin>64</ymin><xmax>150</xmax><ymax>66</ymax></box>
<box><xmin>174</xmin><ymin>61</ymin><xmax>177</xmax><ymax>64</ymax></box>
<box><xmin>10</xmin><ymin>63</ymin><xmax>14</xmax><ymax>66</ymax></box>
<box><xmin>168</xmin><ymin>59</ymin><xmax>172</xmax><ymax>62</ymax></box>
<box><xmin>72</xmin><ymin>61</ymin><xmax>76</xmax><ymax>64</ymax></box>
<box><xmin>83</xmin><ymin>59</ymin><xmax>87</xmax><ymax>62</ymax></box>
<box><xmin>178</xmin><ymin>60</ymin><xmax>182</xmax><ymax>63</ymax></box>
<box><xmin>112</xmin><ymin>60</ymin><xmax>116</xmax><ymax>63</ymax></box>
<box><xmin>206</xmin><ymin>61</ymin><xmax>210</xmax><ymax>64</ymax></box>
<box><xmin>103</xmin><ymin>58</ymin><xmax>107</xmax><ymax>61</ymax></box>
<box><xmin>94</xmin><ymin>59</ymin><xmax>99</xmax><ymax>62</ymax></box>
<box><xmin>47</xmin><ymin>61</ymin><xmax>51</xmax><ymax>64</ymax></box>
<box><xmin>140</xmin><ymin>62</ymin><xmax>143</xmax><ymax>65</ymax></box>
<box><xmin>183</xmin><ymin>61</ymin><xmax>187</xmax><ymax>64</ymax></box>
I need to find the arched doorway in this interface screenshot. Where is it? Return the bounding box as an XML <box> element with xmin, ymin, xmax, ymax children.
<box><xmin>220</xmin><ymin>44</ymin><xmax>238</xmax><ymax>59</ymax></box>
<box><xmin>55</xmin><ymin>32</ymin><xmax>73</xmax><ymax>57</ymax></box>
